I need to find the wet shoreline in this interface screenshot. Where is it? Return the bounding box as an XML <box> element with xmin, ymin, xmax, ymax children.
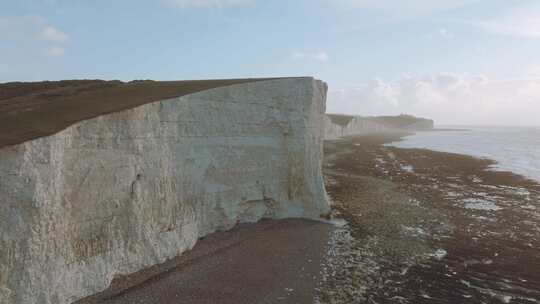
<box><xmin>319</xmin><ymin>133</ymin><xmax>540</xmax><ymax>304</ymax></box>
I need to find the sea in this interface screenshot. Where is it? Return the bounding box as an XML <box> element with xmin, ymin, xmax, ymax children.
<box><xmin>388</xmin><ymin>126</ymin><xmax>540</xmax><ymax>183</ymax></box>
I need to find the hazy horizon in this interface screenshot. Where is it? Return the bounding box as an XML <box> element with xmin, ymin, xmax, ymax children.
<box><xmin>323</xmin><ymin>114</ymin><xmax>540</xmax><ymax>128</ymax></box>
<box><xmin>2</xmin><ymin>0</ymin><xmax>540</xmax><ymax>125</ymax></box>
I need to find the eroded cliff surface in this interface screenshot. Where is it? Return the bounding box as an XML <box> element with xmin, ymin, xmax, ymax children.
<box><xmin>0</xmin><ymin>78</ymin><xmax>329</xmax><ymax>304</ymax></box>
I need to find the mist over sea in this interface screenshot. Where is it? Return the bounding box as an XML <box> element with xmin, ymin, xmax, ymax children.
<box><xmin>388</xmin><ymin>126</ymin><xmax>540</xmax><ymax>182</ymax></box>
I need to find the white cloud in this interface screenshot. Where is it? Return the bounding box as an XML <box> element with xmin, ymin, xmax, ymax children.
<box><xmin>438</xmin><ymin>28</ymin><xmax>454</xmax><ymax>39</ymax></box>
<box><xmin>335</xmin><ymin>0</ymin><xmax>479</xmax><ymax>16</ymax></box>
<box><xmin>526</xmin><ymin>65</ymin><xmax>540</xmax><ymax>79</ymax></box>
<box><xmin>328</xmin><ymin>73</ymin><xmax>540</xmax><ymax>126</ymax></box>
<box><xmin>291</xmin><ymin>51</ymin><xmax>329</xmax><ymax>62</ymax></box>
<box><xmin>40</xmin><ymin>25</ymin><xmax>69</xmax><ymax>42</ymax></box>
<box><xmin>426</xmin><ymin>28</ymin><xmax>455</xmax><ymax>40</ymax></box>
<box><xmin>46</xmin><ymin>46</ymin><xmax>65</xmax><ymax>56</ymax></box>
<box><xmin>0</xmin><ymin>15</ymin><xmax>69</xmax><ymax>57</ymax></box>
<box><xmin>469</xmin><ymin>4</ymin><xmax>540</xmax><ymax>39</ymax></box>
<box><xmin>164</xmin><ymin>0</ymin><xmax>254</xmax><ymax>8</ymax></box>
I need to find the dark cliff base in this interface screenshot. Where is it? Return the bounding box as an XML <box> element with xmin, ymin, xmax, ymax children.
<box><xmin>77</xmin><ymin>219</ymin><xmax>331</xmax><ymax>304</ymax></box>
<box><xmin>320</xmin><ymin>133</ymin><xmax>540</xmax><ymax>303</ymax></box>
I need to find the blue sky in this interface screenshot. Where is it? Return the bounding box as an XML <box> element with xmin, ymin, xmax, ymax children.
<box><xmin>2</xmin><ymin>0</ymin><xmax>540</xmax><ymax>125</ymax></box>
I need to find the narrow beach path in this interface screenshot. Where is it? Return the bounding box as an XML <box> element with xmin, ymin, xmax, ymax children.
<box><xmin>78</xmin><ymin>219</ymin><xmax>331</xmax><ymax>304</ymax></box>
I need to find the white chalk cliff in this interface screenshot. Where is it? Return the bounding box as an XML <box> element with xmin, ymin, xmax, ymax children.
<box><xmin>325</xmin><ymin>115</ymin><xmax>390</xmax><ymax>140</ymax></box>
<box><xmin>0</xmin><ymin>78</ymin><xmax>329</xmax><ymax>304</ymax></box>
<box><xmin>325</xmin><ymin>114</ymin><xmax>434</xmax><ymax>140</ymax></box>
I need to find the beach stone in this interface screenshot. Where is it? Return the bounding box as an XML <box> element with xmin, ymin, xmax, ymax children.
<box><xmin>0</xmin><ymin>78</ymin><xmax>330</xmax><ymax>304</ymax></box>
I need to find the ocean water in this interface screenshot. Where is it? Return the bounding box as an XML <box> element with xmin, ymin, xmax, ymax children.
<box><xmin>388</xmin><ymin>126</ymin><xmax>540</xmax><ymax>182</ymax></box>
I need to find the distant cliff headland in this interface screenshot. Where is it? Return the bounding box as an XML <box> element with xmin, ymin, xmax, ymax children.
<box><xmin>325</xmin><ymin>113</ymin><xmax>434</xmax><ymax>139</ymax></box>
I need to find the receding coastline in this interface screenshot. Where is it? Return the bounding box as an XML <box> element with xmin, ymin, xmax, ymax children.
<box><xmin>320</xmin><ymin>133</ymin><xmax>540</xmax><ymax>303</ymax></box>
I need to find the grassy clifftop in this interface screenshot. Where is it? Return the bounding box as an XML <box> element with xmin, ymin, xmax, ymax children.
<box><xmin>0</xmin><ymin>78</ymin><xmax>294</xmax><ymax>149</ymax></box>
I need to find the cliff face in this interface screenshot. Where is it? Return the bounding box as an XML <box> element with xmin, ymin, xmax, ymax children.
<box><xmin>0</xmin><ymin>78</ymin><xmax>329</xmax><ymax>304</ymax></box>
<box><xmin>325</xmin><ymin>114</ymin><xmax>434</xmax><ymax>139</ymax></box>
<box><xmin>324</xmin><ymin>115</ymin><xmax>393</xmax><ymax>140</ymax></box>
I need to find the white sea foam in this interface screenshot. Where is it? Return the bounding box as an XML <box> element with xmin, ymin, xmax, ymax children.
<box><xmin>388</xmin><ymin>126</ymin><xmax>540</xmax><ymax>182</ymax></box>
<box><xmin>401</xmin><ymin>164</ymin><xmax>414</xmax><ymax>173</ymax></box>
<box><xmin>431</xmin><ymin>248</ymin><xmax>448</xmax><ymax>260</ymax></box>
<box><xmin>462</xmin><ymin>198</ymin><xmax>502</xmax><ymax>211</ymax></box>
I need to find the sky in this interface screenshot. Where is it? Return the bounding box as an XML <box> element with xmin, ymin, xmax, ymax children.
<box><xmin>1</xmin><ymin>0</ymin><xmax>540</xmax><ymax>126</ymax></box>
